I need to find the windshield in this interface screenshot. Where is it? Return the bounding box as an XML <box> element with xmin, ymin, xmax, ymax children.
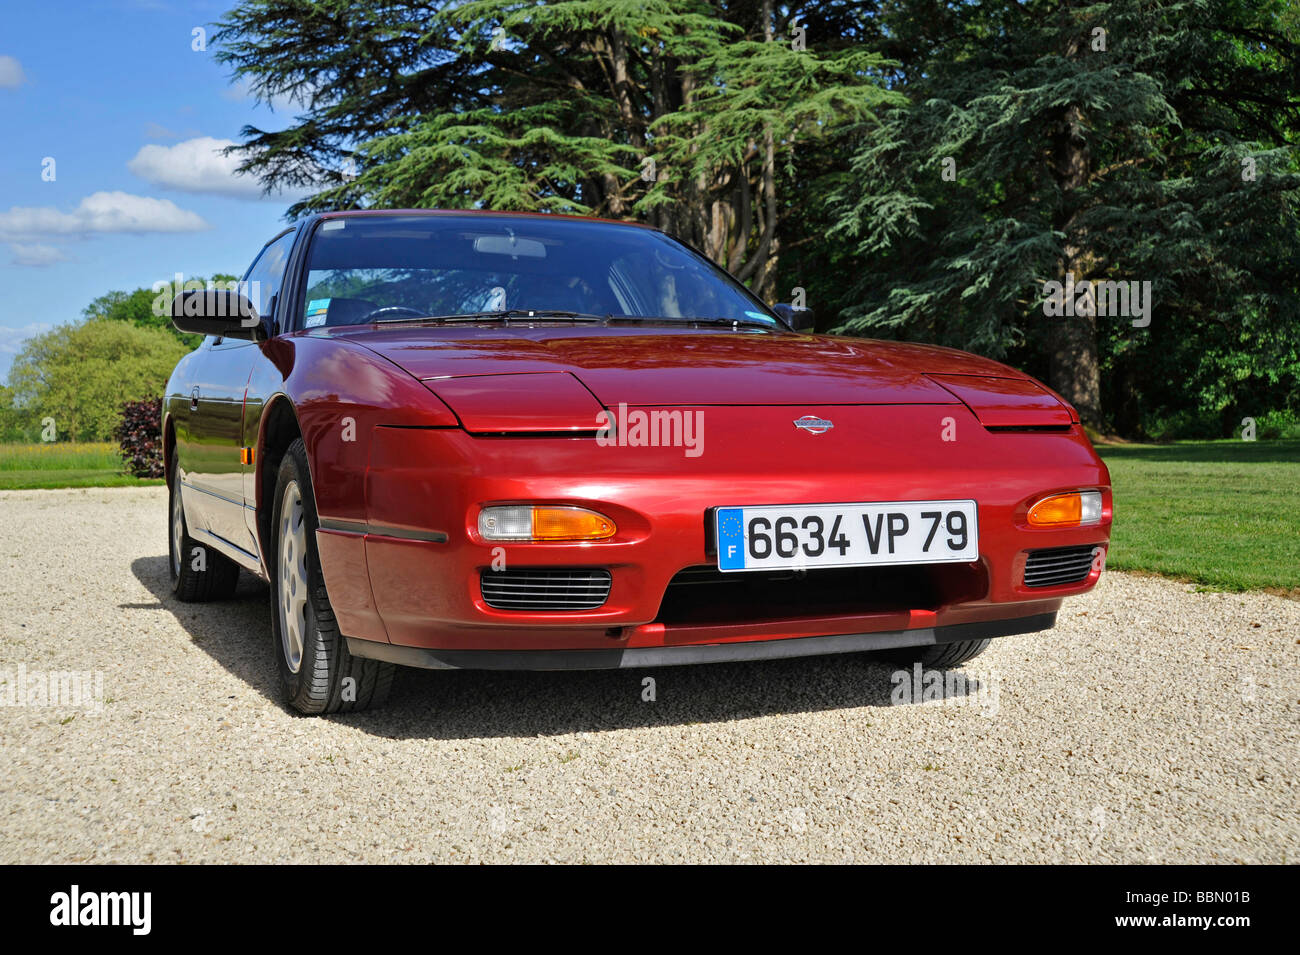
<box><xmin>297</xmin><ymin>214</ymin><xmax>781</xmax><ymax>329</ymax></box>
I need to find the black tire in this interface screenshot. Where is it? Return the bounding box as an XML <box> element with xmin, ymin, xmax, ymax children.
<box><xmin>168</xmin><ymin>447</ymin><xmax>239</xmax><ymax>602</ymax></box>
<box><xmin>894</xmin><ymin>638</ymin><xmax>992</xmax><ymax>669</ymax></box>
<box><xmin>269</xmin><ymin>438</ymin><xmax>394</xmax><ymax>714</ymax></box>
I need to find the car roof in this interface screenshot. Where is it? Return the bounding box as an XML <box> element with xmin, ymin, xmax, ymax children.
<box><xmin>309</xmin><ymin>209</ymin><xmax>661</xmax><ymax>230</ymax></box>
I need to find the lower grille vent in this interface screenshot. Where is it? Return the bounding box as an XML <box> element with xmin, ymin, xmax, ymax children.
<box><xmin>480</xmin><ymin>568</ymin><xmax>612</xmax><ymax>611</ymax></box>
<box><xmin>1024</xmin><ymin>545</ymin><xmax>1096</xmax><ymax>588</ymax></box>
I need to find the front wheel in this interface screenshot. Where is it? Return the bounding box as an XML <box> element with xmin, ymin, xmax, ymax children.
<box><xmin>270</xmin><ymin>438</ymin><xmax>394</xmax><ymax>714</ymax></box>
<box><xmin>892</xmin><ymin>638</ymin><xmax>992</xmax><ymax>669</ymax></box>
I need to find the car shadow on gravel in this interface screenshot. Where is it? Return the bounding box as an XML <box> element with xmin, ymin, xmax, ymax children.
<box><xmin>130</xmin><ymin>556</ymin><xmax>282</xmax><ymax>703</ymax></box>
<box><xmin>132</xmin><ymin>554</ymin><xmax>981</xmax><ymax>739</ymax></box>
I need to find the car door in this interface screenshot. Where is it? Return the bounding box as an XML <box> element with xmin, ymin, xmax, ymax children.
<box><xmin>182</xmin><ymin>229</ymin><xmax>297</xmax><ymax>555</ymax></box>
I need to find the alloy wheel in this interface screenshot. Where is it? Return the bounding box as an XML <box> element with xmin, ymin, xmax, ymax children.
<box><xmin>277</xmin><ymin>480</ymin><xmax>308</xmax><ymax>674</ymax></box>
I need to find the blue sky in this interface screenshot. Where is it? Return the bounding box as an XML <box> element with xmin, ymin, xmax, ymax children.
<box><xmin>0</xmin><ymin>0</ymin><xmax>305</xmax><ymax>376</ymax></box>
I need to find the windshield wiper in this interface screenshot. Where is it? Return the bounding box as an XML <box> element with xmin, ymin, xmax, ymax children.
<box><xmin>604</xmin><ymin>315</ymin><xmax>778</xmax><ymax>330</ymax></box>
<box><xmin>376</xmin><ymin>309</ymin><xmax>607</xmax><ymax>325</ymax></box>
<box><xmin>374</xmin><ymin>310</ymin><xmax>778</xmax><ymax>330</ymax></box>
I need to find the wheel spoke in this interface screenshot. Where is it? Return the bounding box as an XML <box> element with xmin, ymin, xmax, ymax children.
<box><xmin>277</xmin><ymin>480</ymin><xmax>309</xmax><ymax>674</ymax></box>
<box><xmin>170</xmin><ymin>482</ymin><xmax>183</xmax><ymax>579</ymax></box>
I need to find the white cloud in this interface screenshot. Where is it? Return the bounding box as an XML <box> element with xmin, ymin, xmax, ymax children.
<box><xmin>127</xmin><ymin>136</ymin><xmax>271</xmax><ymax>199</ymax></box>
<box><xmin>0</xmin><ymin>55</ymin><xmax>24</xmax><ymax>89</ymax></box>
<box><xmin>0</xmin><ymin>191</ymin><xmax>209</xmax><ymax>241</ymax></box>
<box><xmin>8</xmin><ymin>243</ymin><xmax>68</xmax><ymax>267</ymax></box>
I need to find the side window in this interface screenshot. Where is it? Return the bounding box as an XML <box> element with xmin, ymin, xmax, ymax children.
<box><xmin>242</xmin><ymin>230</ymin><xmax>296</xmax><ymax>327</ymax></box>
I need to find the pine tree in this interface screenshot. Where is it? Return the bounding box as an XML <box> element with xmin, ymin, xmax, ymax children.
<box><xmin>827</xmin><ymin>0</ymin><xmax>1300</xmax><ymax>429</ymax></box>
<box><xmin>214</xmin><ymin>0</ymin><xmax>901</xmax><ymax>299</ymax></box>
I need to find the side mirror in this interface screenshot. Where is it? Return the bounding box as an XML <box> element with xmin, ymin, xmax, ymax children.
<box><xmin>772</xmin><ymin>303</ymin><xmax>815</xmax><ymax>332</ymax></box>
<box><xmin>171</xmin><ymin>289</ymin><xmax>265</xmax><ymax>341</ymax></box>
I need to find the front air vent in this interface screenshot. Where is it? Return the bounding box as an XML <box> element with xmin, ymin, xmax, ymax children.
<box><xmin>480</xmin><ymin>568</ymin><xmax>612</xmax><ymax>611</ymax></box>
<box><xmin>656</xmin><ymin>562</ymin><xmax>988</xmax><ymax>626</ymax></box>
<box><xmin>1023</xmin><ymin>545</ymin><xmax>1096</xmax><ymax>588</ymax></box>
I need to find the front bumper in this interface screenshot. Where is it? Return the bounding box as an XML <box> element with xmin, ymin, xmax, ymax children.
<box><xmin>314</xmin><ymin>405</ymin><xmax>1111</xmax><ymax>655</ymax></box>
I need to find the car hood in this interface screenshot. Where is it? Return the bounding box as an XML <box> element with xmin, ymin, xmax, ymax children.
<box><xmin>325</xmin><ymin>324</ymin><xmax>1030</xmax><ymax>406</ymax></box>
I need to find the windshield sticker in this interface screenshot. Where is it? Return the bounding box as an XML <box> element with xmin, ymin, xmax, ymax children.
<box><xmin>745</xmin><ymin>310</ymin><xmax>772</xmax><ymax>322</ymax></box>
<box><xmin>305</xmin><ymin>298</ymin><xmax>330</xmax><ymax>327</ymax></box>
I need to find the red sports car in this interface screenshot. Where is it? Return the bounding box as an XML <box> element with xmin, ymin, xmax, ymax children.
<box><xmin>164</xmin><ymin>210</ymin><xmax>1111</xmax><ymax>714</ymax></box>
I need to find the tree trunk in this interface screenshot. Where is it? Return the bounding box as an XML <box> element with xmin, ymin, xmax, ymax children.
<box><xmin>740</xmin><ymin>0</ymin><xmax>780</xmax><ymax>300</ymax></box>
<box><xmin>1046</xmin><ymin>59</ymin><xmax>1102</xmax><ymax>426</ymax></box>
<box><xmin>1048</xmin><ymin>305</ymin><xmax>1100</xmax><ymax>426</ymax></box>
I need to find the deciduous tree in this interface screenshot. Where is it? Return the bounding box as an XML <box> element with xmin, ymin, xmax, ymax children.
<box><xmin>7</xmin><ymin>322</ymin><xmax>189</xmax><ymax>441</ymax></box>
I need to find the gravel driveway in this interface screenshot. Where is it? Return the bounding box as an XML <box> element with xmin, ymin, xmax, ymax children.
<box><xmin>1</xmin><ymin>486</ymin><xmax>1296</xmax><ymax>863</ymax></box>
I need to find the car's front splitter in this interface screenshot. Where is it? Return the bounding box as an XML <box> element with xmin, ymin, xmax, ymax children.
<box><xmin>345</xmin><ymin>610</ymin><xmax>1056</xmax><ymax>671</ymax></box>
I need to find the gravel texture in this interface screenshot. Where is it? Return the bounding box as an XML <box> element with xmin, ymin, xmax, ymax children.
<box><xmin>1</xmin><ymin>485</ymin><xmax>1296</xmax><ymax>864</ymax></box>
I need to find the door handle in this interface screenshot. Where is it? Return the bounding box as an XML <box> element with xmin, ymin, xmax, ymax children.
<box><xmin>190</xmin><ymin>387</ymin><xmax>200</xmax><ymax>411</ymax></box>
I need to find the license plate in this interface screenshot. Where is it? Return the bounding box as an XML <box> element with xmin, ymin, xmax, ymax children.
<box><xmin>715</xmin><ymin>500</ymin><xmax>979</xmax><ymax>572</ymax></box>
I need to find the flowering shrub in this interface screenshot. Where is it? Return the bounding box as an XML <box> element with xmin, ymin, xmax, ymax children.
<box><xmin>115</xmin><ymin>396</ymin><xmax>164</xmax><ymax>478</ymax></box>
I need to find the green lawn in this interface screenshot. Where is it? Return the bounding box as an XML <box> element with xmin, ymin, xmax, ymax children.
<box><xmin>1</xmin><ymin>437</ymin><xmax>1295</xmax><ymax>595</ymax></box>
<box><xmin>1096</xmin><ymin>439</ymin><xmax>1300</xmax><ymax>594</ymax></box>
<box><xmin>0</xmin><ymin>442</ymin><xmax>163</xmax><ymax>490</ymax></box>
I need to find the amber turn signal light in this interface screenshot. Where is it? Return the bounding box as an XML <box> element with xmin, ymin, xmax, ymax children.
<box><xmin>478</xmin><ymin>505</ymin><xmax>616</xmax><ymax>541</ymax></box>
<box><xmin>1028</xmin><ymin>491</ymin><xmax>1102</xmax><ymax>527</ymax></box>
